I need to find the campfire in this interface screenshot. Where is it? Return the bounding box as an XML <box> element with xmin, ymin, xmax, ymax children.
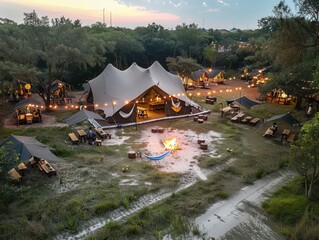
<box><xmin>162</xmin><ymin>137</ymin><xmax>179</xmax><ymax>151</ymax></box>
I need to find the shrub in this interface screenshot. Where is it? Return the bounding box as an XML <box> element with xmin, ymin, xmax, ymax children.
<box><xmin>255</xmin><ymin>168</ymin><xmax>265</xmax><ymax>179</ymax></box>
<box><xmin>94</xmin><ymin>200</ymin><xmax>119</xmax><ymax>215</ymax></box>
<box><xmin>241</xmin><ymin>173</ymin><xmax>254</xmax><ymax>184</ymax></box>
<box><xmin>263</xmin><ymin>195</ymin><xmax>309</xmax><ymax>224</ymax></box>
<box><xmin>95</xmin><ymin>221</ymin><xmax>122</xmax><ymax>239</ymax></box>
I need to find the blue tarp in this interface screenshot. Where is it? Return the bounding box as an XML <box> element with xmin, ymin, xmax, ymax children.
<box><xmin>226</xmin><ymin>96</ymin><xmax>260</xmax><ymax>109</ymax></box>
<box><xmin>141</xmin><ymin>151</ymin><xmax>171</xmax><ymax>161</ymax></box>
<box><xmin>266</xmin><ymin>113</ymin><xmax>299</xmax><ymax>125</ymax></box>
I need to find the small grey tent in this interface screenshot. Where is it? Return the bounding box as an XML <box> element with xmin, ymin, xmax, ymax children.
<box><xmin>1</xmin><ymin>135</ymin><xmax>62</xmax><ymax>162</ymax></box>
<box><xmin>65</xmin><ymin>109</ymin><xmax>105</xmax><ymax>125</ymax></box>
<box><xmin>265</xmin><ymin>113</ymin><xmax>299</xmax><ymax>125</ymax></box>
<box><xmin>226</xmin><ymin>96</ymin><xmax>260</xmax><ymax>109</ymax></box>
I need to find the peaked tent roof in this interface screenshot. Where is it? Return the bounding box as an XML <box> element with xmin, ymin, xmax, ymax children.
<box><xmin>1</xmin><ymin>135</ymin><xmax>62</xmax><ymax>162</ymax></box>
<box><xmin>65</xmin><ymin>109</ymin><xmax>105</xmax><ymax>125</ymax></box>
<box><xmin>266</xmin><ymin>113</ymin><xmax>300</xmax><ymax>125</ymax></box>
<box><xmin>15</xmin><ymin>98</ymin><xmax>42</xmax><ymax>110</ymax></box>
<box><xmin>88</xmin><ymin>61</ymin><xmax>199</xmax><ymax>118</ymax></box>
<box><xmin>51</xmin><ymin>80</ymin><xmax>72</xmax><ymax>92</ymax></box>
<box><xmin>190</xmin><ymin>69</ymin><xmax>223</xmax><ymax>80</ymax></box>
<box><xmin>226</xmin><ymin>96</ymin><xmax>260</xmax><ymax>109</ymax></box>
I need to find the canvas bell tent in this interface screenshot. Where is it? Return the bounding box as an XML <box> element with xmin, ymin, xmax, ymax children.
<box><xmin>87</xmin><ymin>61</ymin><xmax>200</xmax><ymax>124</ymax></box>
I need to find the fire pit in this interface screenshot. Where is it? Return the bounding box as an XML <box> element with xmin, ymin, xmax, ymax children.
<box><xmin>162</xmin><ymin>137</ymin><xmax>179</xmax><ymax>151</ymax></box>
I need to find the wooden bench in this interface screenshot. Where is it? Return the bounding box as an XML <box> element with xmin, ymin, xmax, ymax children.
<box><xmin>250</xmin><ymin>118</ymin><xmax>260</xmax><ymax>126</ymax></box>
<box><xmin>231</xmin><ymin>116</ymin><xmax>238</xmax><ymax>122</ymax></box>
<box><xmin>95</xmin><ymin>127</ymin><xmax>111</xmax><ymax>139</ymax></box>
<box><xmin>95</xmin><ymin>139</ymin><xmax>102</xmax><ymax>146</ymax></box>
<box><xmin>8</xmin><ymin>168</ymin><xmax>22</xmax><ymax>182</ymax></box>
<box><xmin>241</xmin><ymin>118</ymin><xmax>248</xmax><ymax>124</ymax></box>
<box><xmin>37</xmin><ymin>159</ymin><xmax>57</xmax><ymax>177</ymax></box>
<box><xmin>287</xmin><ymin>134</ymin><xmax>296</xmax><ymax>143</ymax></box>
<box><xmin>68</xmin><ymin>133</ymin><xmax>79</xmax><ymax>145</ymax></box>
<box><xmin>77</xmin><ymin>129</ymin><xmax>87</xmax><ymax>143</ymax></box>
<box><xmin>205</xmin><ymin>99</ymin><xmax>215</xmax><ymax>105</ymax></box>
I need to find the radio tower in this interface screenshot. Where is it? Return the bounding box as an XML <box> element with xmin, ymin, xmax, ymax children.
<box><xmin>103</xmin><ymin>8</ymin><xmax>105</xmax><ymax>26</ymax></box>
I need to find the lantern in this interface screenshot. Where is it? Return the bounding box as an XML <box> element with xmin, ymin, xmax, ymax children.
<box><xmin>25</xmin><ymin>84</ymin><xmax>31</xmax><ymax>90</ymax></box>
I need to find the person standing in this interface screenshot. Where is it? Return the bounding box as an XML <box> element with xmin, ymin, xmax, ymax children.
<box><xmin>307</xmin><ymin>103</ymin><xmax>313</xmax><ymax>119</ymax></box>
<box><xmin>87</xmin><ymin>127</ymin><xmax>96</xmax><ymax>145</ymax></box>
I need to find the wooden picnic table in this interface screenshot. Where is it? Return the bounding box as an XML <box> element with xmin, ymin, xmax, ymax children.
<box><xmin>236</xmin><ymin>112</ymin><xmax>245</xmax><ymax>122</ymax></box>
<box><xmin>8</xmin><ymin>168</ymin><xmax>22</xmax><ymax>181</ymax></box>
<box><xmin>17</xmin><ymin>162</ymin><xmax>27</xmax><ymax>171</ymax></box>
<box><xmin>263</xmin><ymin>128</ymin><xmax>274</xmax><ymax>137</ymax></box>
<box><xmin>281</xmin><ymin>129</ymin><xmax>291</xmax><ymax>141</ymax></box>
<box><xmin>245</xmin><ymin>116</ymin><xmax>252</xmax><ymax>123</ymax></box>
<box><xmin>137</xmin><ymin>106</ymin><xmax>148</xmax><ymax>118</ymax></box>
<box><xmin>222</xmin><ymin>106</ymin><xmax>232</xmax><ymax>113</ymax></box>
<box><xmin>77</xmin><ymin>129</ymin><xmax>87</xmax><ymax>143</ymax></box>
<box><xmin>37</xmin><ymin>159</ymin><xmax>57</xmax><ymax>177</ymax></box>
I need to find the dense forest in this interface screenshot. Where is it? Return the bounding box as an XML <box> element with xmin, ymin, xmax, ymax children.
<box><xmin>1</xmin><ymin>1</ymin><xmax>318</xmax><ymax>111</ymax></box>
<box><xmin>0</xmin><ymin>11</ymin><xmax>267</xmax><ymax>89</ymax></box>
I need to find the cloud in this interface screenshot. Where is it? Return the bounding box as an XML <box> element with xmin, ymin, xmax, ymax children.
<box><xmin>203</xmin><ymin>2</ymin><xmax>207</xmax><ymax>7</ymax></box>
<box><xmin>168</xmin><ymin>1</ymin><xmax>181</xmax><ymax>7</ymax></box>
<box><xmin>207</xmin><ymin>8</ymin><xmax>219</xmax><ymax>13</ymax></box>
<box><xmin>217</xmin><ymin>0</ymin><xmax>230</xmax><ymax>7</ymax></box>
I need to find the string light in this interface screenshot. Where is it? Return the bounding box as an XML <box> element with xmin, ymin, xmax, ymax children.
<box><xmin>23</xmin><ymin>86</ymin><xmax>246</xmax><ymax>111</ymax></box>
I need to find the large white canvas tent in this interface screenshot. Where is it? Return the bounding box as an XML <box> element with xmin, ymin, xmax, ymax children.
<box><xmin>87</xmin><ymin>61</ymin><xmax>200</xmax><ymax>124</ymax></box>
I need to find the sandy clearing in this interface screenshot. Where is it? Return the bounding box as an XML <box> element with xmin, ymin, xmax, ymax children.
<box><xmin>137</xmin><ymin>127</ymin><xmax>223</xmax><ymax>180</ymax></box>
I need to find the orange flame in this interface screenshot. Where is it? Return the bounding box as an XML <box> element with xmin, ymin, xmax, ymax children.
<box><xmin>162</xmin><ymin>138</ymin><xmax>178</xmax><ymax>150</ymax></box>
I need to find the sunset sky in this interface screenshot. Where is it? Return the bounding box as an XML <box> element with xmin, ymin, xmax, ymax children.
<box><xmin>0</xmin><ymin>0</ymin><xmax>295</xmax><ymax>29</ymax></box>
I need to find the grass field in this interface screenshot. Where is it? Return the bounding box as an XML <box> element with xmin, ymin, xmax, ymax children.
<box><xmin>0</xmin><ymin>93</ymin><xmax>303</xmax><ymax>240</ymax></box>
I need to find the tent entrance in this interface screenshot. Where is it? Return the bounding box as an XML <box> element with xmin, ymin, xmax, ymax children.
<box><xmin>136</xmin><ymin>87</ymin><xmax>167</xmax><ymax>122</ymax></box>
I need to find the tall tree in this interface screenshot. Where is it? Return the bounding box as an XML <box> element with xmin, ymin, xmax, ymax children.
<box><xmin>166</xmin><ymin>56</ymin><xmax>201</xmax><ymax>90</ymax></box>
<box><xmin>135</xmin><ymin>23</ymin><xmax>175</xmax><ymax>67</ymax></box>
<box><xmin>173</xmin><ymin>23</ymin><xmax>209</xmax><ymax>60</ymax></box>
<box><xmin>260</xmin><ymin>0</ymin><xmax>319</xmax><ymax>110</ymax></box>
<box><xmin>0</xmin><ymin>11</ymin><xmax>106</xmax><ymax>106</ymax></box>
<box><xmin>203</xmin><ymin>46</ymin><xmax>217</xmax><ymax>68</ymax></box>
<box><xmin>291</xmin><ymin>113</ymin><xmax>319</xmax><ymax>198</ymax></box>
<box><xmin>103</xmin><ymin>28</ymin><xmax>144</xmax><ymax>69</ymax></box>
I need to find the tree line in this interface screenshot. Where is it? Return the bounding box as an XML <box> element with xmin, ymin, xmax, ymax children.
<box><xmin>0</xmin><ymin>0</ymin><xmax>318</xmax><ymax>110</ymax></box>
<box><xmin>0</xmin><ymin>11</ymin><xmax>265</xmax><ymax>105</ymax></box>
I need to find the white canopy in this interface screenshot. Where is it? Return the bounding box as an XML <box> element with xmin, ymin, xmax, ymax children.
<box><xmin>88</xmin><ymin>61</ymin><xmax>198</xmax><ymax>118</ymax></box>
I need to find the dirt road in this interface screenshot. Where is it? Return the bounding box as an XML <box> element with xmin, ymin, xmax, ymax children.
<box><xmin>194</xmin><ymin>170</ymin><xmax>294</xmax><ymax>240</ymax></box>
